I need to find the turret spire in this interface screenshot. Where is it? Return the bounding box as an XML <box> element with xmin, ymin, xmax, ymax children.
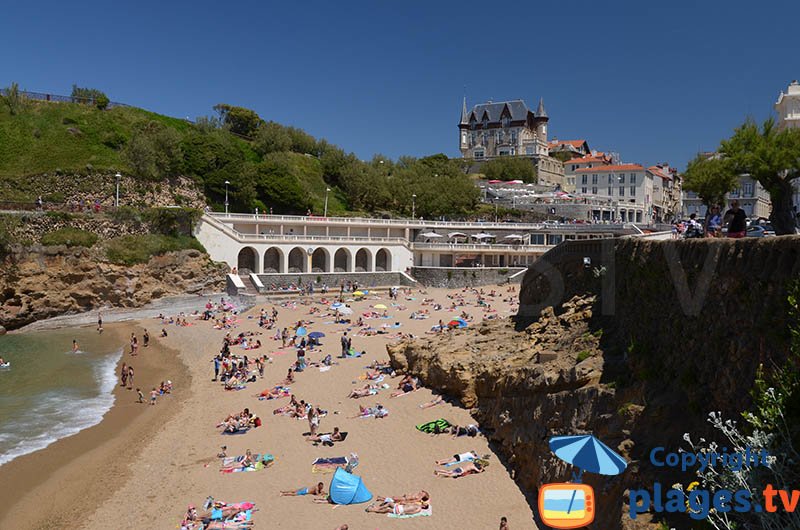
<box><xmin>460</xmin><ymin>95</ymin><xmax>468</xmax><ymax>125</ymax></box>
<box><xmin>535</xmin><ymin>97</ymin><xmax>548</xmax><ymax>119</ymax></box>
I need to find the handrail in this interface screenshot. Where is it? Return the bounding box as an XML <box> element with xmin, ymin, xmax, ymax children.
<box><xmin>411</xmin><ymin>243</ymin><xmax>552</xmax><ymax>252</ymax></box>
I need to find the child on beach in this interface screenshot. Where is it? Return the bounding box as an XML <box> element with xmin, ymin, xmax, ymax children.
<box><xmin>137</xmin><ymin>388</ymin><xmax>145</xmax><ymax>403</ymax></box>
<box><xmin>150</xmin><ymin>388</ymin><xmax>158</xmax><ymax>405</ymax></box>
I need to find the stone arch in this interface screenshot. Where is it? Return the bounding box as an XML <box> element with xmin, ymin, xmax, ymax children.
<box><xmin>263</xmin><ymin>247</ymin><xmax>283</xmax><ymax>273</ymax></box>
<box><xmin>311</xmin><ymin>248</ymin><xmax>330</xmax><ymax>273</ymax></box>
<box><xmin>288</xmin><ymin>247</ymin><xmax>307</xmax><ymax>273</ymax></box>
<box><xmin>375</xmin><ymin>248</ymin><xmax>391</xmax><ymax>272</ymax></box>
<box><xmin>237</xmin><ymin>247</ymin><xmax>258</xmax><ymax>273</ymax></box>
<box><xmin>355</xmin><ymin>248</ymin><xmax>371</xmax><ymax>272</ymax></box>
<box><xmin>334</xmin><ymin>248</ymin><xmax>351</xmax><ymax>272</ymax></box>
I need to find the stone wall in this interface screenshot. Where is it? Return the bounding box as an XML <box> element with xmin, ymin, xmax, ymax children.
<box><xmin>252</xmin><ymin>271</ymin><xmax>415</xmax><ymax>293</ymax></box>
<box><xmin>6</xmin><ymin>211</ymin><xmax>153</xmax><ymax>244</ymax></box>
<box><xmin>411</xmin><ymin>266</ymin><xmax>525</xmax><ymax>288</ymax></box>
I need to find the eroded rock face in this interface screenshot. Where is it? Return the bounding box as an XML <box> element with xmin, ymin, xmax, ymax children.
<box><xmin>0</xmin><ymin>248</ymin><xmax>227</xmax><ymax>330</ymax></box>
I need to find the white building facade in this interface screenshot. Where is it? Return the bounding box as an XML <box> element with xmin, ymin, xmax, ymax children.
<box><xmin>573</xmin><ymin>164</ymin><xmax>654</xmax><ymax>223</ymax></box>
<box><xmin>775</xmin><ymin>80</ymin><xmax>800</xmax><ymax>219</ymax></box>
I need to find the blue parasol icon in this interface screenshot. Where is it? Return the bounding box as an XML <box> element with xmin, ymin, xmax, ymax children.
<box><xmin>295</xmin><ymin>326</ymin><xmax>308</xmax><ymax>337</ymax></box>
<box><xmin>549</xmin><ymin>434</ymin><xmax>627</xmax><ymax>516</ymax></box>
<box><xmin>549</xmin><ymin>434</ymin><xmax>627</xmax><ymax>480</ymax></box>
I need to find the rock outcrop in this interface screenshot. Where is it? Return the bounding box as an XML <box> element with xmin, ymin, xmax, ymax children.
<box><xmin>0</xmin><ymin>247</ymin><xmax>227</xmax><ymax>330</ymax></box>
<box><xmin>388</xmin><ymin>237</ymin><xmax>800</xmax><ymax>529</ymax></box>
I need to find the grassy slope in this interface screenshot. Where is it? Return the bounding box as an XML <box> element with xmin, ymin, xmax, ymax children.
<box><xmin>0</xmin><ymin>101</ymin><xmax>191</xmax><ymax>177</ymax></box>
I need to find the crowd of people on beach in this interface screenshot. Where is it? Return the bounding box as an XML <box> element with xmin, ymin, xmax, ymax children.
<box><xmin>159</xmin><ymin>286</ymin><xmax>520</xmax><ymax>529</ymax></box>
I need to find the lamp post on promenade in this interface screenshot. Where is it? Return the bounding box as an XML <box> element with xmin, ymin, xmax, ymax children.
<box><xmin>412</xmin><ymin>193</ymin><xmax>417</xmax><ymax>220</ymax></box>
<box><xmin>224</xmin><ymin>180</ymin><xmax>230</xmax><ymax>215</ymax></box>
<box><xmin>115</xmin><ymin>172</ymin><xmax>121</xmax><ymax>207</ymax></box>
<box><xmin>324</xmin><ymin>188</ymin><xmax>331</xmax><ymax>217</ymax></box>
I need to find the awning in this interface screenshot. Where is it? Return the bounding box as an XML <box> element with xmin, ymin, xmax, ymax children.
<box><xmin>503</xmin><ymin>234</ymin><xmax>525</xmax><ymax>240</ymax></box>
<box><xmin>420</xmin><ymin>232</ymin><xmax>443</xmax><ymax>238</ymax></box>
<box><xmin>447</xmin><ymin>231</ymin><xmax>468</xmax><ymax>238</ymax></box>
<box><xmin>472</xmin><ymin>233</ymin><xmax>495</xmax><ymax>239</ymax></box>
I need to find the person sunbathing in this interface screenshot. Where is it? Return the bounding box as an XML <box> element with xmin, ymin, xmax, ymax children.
<box><xmin>450</xmin><ymin>424</ymin><xmax>480</xmax><ymax>438</ymax></box>
<box><xmin>366</xmin><ymin>501</ymin><xmax>429</xmax><ymax>515</ymax></box>
<box><xmin>374</xmin><ymin>490</ymin><xmax>430</xmax><ymax>505</ymax></box>
<box><xmin>280</xmin><ymin>482</ymin><xmax>325</xmax><ymax>496</ymax></box>
<box><xmin>306</xmin><ymin>426</ymin><xmax>343</xmax><ymax>444</ymax></box>
<box><xmin>435</xmin><ymin>451</ymin><xmax>480</xmax><ymax>465</ymax></box>
<box><xmin>220</xmin><ymin>449</ymin><xmax>254</xmax><ymax>471</ymax></box>
<box><xmin>434</xmin><ymin>460</ymin><xmax>487</xmax><ymax>478</ymax></box>
<box><xmin>258</xmin><ymin>386</ymin><xmax>290</xmax><ymax>399</ymax></box>
<box><xmin>419</xmin><ymin>395</ymin><xmax>444</xmax><ymax>409</ymax></box>
<box><xmin>347</xmin><ymin>384</ymin><xmax>379</xmax><ymax>398</ymax></box>
<box><xmin>390</xmin><ymin>375</ymin><xmax>419</xmax><ymax>397</ymax></box>
<box><xmin>350</xmin><ymin>404</ymin><xmax>388</xmax><ymax>418</ymax></box>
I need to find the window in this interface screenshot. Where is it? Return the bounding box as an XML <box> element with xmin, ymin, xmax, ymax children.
<box><xmin>592</xmin><ymin>187</ymin><xmax>597</xmax><ymax>195</ymax></box>
<box><xmin>511</xmin><ymin>131</ymin><xmax>517</xmax><ymax>143</ymax></box>
<box><xmin>474</xmin><ymin>150</ymin><xmax>484</xmax><ymax>160</ymax></box>
<box><xmin>609</xmin><ymin>175</ymin><xmax>614</xmax><ymax>184</ymax></box>
<box><xmin>743</xmin><ymin>182</ymin><xmax>754</xmax><ymax>196</ymax></box>
<box><xmin>591</xmin><ymin>174</ymin><xmax>598</xmax><ymax>184</ymax></box>
<box><xmin>581</xmin><ymin>187</ymin><xmax>587</xmax><ymax>194</ymax></box>
<box><xmin>525</xmin><ymin>146</ymin><xmax>535</xmax><ymax>155</ymax></box>
<box><xmin>461</xmin><ymin>132</ymin><xmax>467</xmax><ymax>146</ymax></box>
<box><xmin>630</xmin><ymin>173</ymin><xmax>636</xmax><ymax>184</ymax></box>
<box><xmin>581</xmin><ymin>175</ymin><xmax>588</xmax><ymax>185</ymax></box>
<box><xmin>619</xmin><ymin>187</ymin><xmax>625</xmax><ymax>196</ymax></box>
<box><xmin>571</xmin><ymin>165</ymin><xmax>578</xmax><ymax>171</ymax></box>
<box><xmin>630</xmin><ymin>186</ymin><xmax>636</xmax><ymax>196</ymax></box>
<box><xmin>618</xmin><ymin>174</ymin><xmax>625</xmax><ymax>184</ymax></box>
<box><xmin>730</xmin><ymin>188</ymin><xmax>740</xmax><ymax>198</ymax></box>
<box><xmin>608</xmin><ymin>187</ymin><xmax>612</xmax><ymax>196</ymax></box>
<box><xmin>531</xmin><ymin>233</ymin><xmax>545</xmax><ymax>244</ymax></box>
<box><xmin>502</xmin><ymin>116</ymin><xmax>510</xmax><ymax>128</ymax></box>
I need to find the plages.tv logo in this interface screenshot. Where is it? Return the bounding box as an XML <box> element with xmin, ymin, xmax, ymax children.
<box><xmin>539</xmin><ymin>434</ymin><xmax>628</xmax><ymax>529</ymax></box>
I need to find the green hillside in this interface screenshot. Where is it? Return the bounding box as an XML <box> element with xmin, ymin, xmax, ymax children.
<box><xmin>0</xmin><ymin>91</ymin><xmax>479</xmax><ymax>217</ymax></box>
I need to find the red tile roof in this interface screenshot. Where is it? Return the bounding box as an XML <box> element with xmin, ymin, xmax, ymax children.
<box><xmin>574</xmin><ymin>164</ymin><xmax>645</xmax><ymax>173</ymax></box>
<box><xmin>565</xmin><ymin>155</ymin><xmax>610</xmax><ymax>166</ymax></box>
<box><xmin>648</xmin><ymin>166</ymin><xmax>673</xmax><ymax>180</ymax></box>
<box><xmin>549</xmin><ymin>139</ymin><xmax>587</xmax><ymax>149</ymax></box>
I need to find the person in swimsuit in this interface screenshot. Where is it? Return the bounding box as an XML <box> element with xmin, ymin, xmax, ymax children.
<box><xmin>97</xmin><ymin>313</ymin><xmax>103</xmax><ymax>333</ymax></box>
<box><xmin>120</xmin><ymin>363</ymin><xmax>128</xmax><ymax>387</ymax></box>
<box><xmin>367</xmin><ymin>501</ymin><xmax>429</xmax><ymax>515</ymax></box>
<box><xmin>72</xmin><ymin>340</ymin><xmax>79</xmax><ymax>353</ymax></box>
<box><xmin>280</xmin><ymin>482</ymin><xmax>324</xmax><ymax>496</ymax></box>
<box><xmin>499</xmin><ymin>516</ymin><xmax>510</xmax><ymax>529</ymax></box>
<box><xmin>435</xmin><ymin>451</ymin><xmax>479</xmax><ymax>465</ymax></box>
<box><xmin>434</xmin><ymin>460</ymin><xmax>487</xmax><ymax>478</ymax></box>
<box><xmin>127</xmin><ymin>366</ymin><xmax>134</xmax><ymax>389</ymax></box>
<box><xmin>306</xmin><ymin>426</ymin><xmax>342</xmax><ymax>444</ymax></box>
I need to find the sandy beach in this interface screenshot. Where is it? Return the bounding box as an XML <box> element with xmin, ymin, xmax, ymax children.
<box><xmin>2</xmin><ymin>286</ymin><xmax>535</xmax><ymax>529</ymax></box>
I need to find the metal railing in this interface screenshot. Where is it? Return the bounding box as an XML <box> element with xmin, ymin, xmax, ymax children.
<box><xmin>0</xmin><ymin>88</ymin><xmax>131</xmax><ymax>109</ymax></box>
<box><xmin>411</xmin><ymin>243</ymin><xmax>552</xmax><ymax>253</ymax></box>
<box><xmin>208</xmin><ymin>211</ymin><xmax>638</xmax><ymax>232</ymax></box>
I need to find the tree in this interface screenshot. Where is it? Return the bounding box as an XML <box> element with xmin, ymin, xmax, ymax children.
<box><xmin>1</xmin><ymin>82</ymin><xmax>23</xmax><ymax>115</ymax></box>
<box><xmin>683</xmin><ymin>154</ymin><xmax>739</xmax><ymax>213</ymax></box>
<box><xmin>71</xmin><ymin>84</ymin><xmax>109</xmax><ymax>108</ymax></box>
<box><xmin>122</xmin><ymin>121</ymin><xmax>183</xmax><ymax>180</ymax></box>
<box><xmin>213</xmin><ymin>104</ymin><xmax>263</xmax><ymax>138</ymax></box>
<box><xmin>254</xmin><ymin>121</ymin><xmax>292</xmax><ymax>155</ymax></box>
<box><xmin>721</xmin><ymin>118</ymin><xmax>800</xmax><ymax>235</ymax></box>
<box><xmin>482</xmin><ymin>156</ymin><xmax>537</xmax><ymax>182</ymax></box>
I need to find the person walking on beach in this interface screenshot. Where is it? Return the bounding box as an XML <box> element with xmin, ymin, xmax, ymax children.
<box><xmin>143</xmin><ymin>329</ymin><xmax>150</xmax><ymax>347</ymax></box>
<box><xmin>127</xmin><ymin>366</ymin><xmax>134</xmax><ymax>390</ymax></box>
<box><xmin>97</xmin><ymin>312</ymin><xmax>103</xmax><ymax>333</ymax></box>
<box><xmin>137</xmin><ymin>388</ymin><xmax>144</xmax><ymax>403</ymax></box>
<box><xmin>150</xmin><ymin>387</ymin><xmax>158</xmax><ymax>405</ymax></box>
<box><xmin>120</xmin><ymin>362</ymin><xmax>128</xmax><ymax>387</ymax></box>
<box><xmin>213</xmin><ymin>355</ymin><xmax>221</xmax><ymax>381</ymax></box>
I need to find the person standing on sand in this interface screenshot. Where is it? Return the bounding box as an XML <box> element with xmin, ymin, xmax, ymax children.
<box><xmin>97</xmin><ymin>313</ymin><xmax>103</xmax><ymax>333</ymax></box>
<box><xmin>127</xmin><ymin>366</ymin><xmax>134</xmax><ymax>389</ymax></box>
<box><xmin>143</xmin><ymin>329</ymin><xmax>150</xmax><ymax>347</ymax></box>
<box><xmin>137</xmin><ymin>388</ymin><xmax>144</xmax><ymax>403</ymax></box>
<box><xmin>120</xmin><ymin>363</ymin><xmax>128</xmax><ymax>387</ymax></box>
<box><xmin>499</xmin><ymin>516</ymin><xmax>509</xmax><ymax>529</ymax></box>
<box><xmin>150</xmin><ymin>388</ymin><xmax>158</xmax><ymax>405</ymax></box>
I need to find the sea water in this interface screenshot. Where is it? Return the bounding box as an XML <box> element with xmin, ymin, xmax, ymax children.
<box><xmin>0</xmin><ymin>327</ymin><xmax>123</xmax><ymax>466</ymax></box>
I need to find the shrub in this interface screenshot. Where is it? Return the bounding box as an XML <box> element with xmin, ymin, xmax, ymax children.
<box><xmin>101</xmin><ymin>131</ymin><xmax>126</xmax><ymax>149</ymax></box>
<box><xmin>45</xmin><ymin>210</ymin><xmax>72</xmax><ymax>222</ymax></box>
<box><xmin>95</xmin><ymin>93</ymin><xmax>110</xmax><ymax>110</ymax></box>
<box><xmin>142</xmin><ymin>207</ymin><xmax>201</xmax><ymax>236</ymax></box>
<box><xmin>41</xmin><ymin>227</ymin><xmax>98</xmax><ymax>248</ymax></box>
<box><xmin>43</xmin><ymin>192</ymin><xmax>65</xmax><ymax>204</ymax></box>
<box><xmin>105</xmin><ymin>234</ymin><xmax>205</xmax><ymax>265</ymax></box>
<box><xmin>109</xmin><ymin>205</ymin><xmax>142</xmax><ymax>225</ymax></box>
<box><xmin>576</xmin><ymin>350</ymin><xmax>592</xmax><ymax>363</ymax></box>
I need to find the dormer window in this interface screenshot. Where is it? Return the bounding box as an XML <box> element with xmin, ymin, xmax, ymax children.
<box><xmin>502</xmin><ymin>116</ymin><xmax>511</xmax><ymax>128</ymax></box>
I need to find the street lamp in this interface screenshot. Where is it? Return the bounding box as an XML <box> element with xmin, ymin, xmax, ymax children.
<box><xmin>114</xmin><ymin>172</ymin><xmax>121</xmax><ymax>207</ymax></box>
<box><xmin>411</xmin><ymin>194</ymin><xmax>417</xmax><ymax>220</ymax></box>
<box><xmin>224</xmin><ymin>180</ymin><xmax>230</xmax><ymax>215</ymax></box>
<box><xmin>324</xmin><ymin>187</ymin><xmax>331</xmax><ymax>217</ymax></box>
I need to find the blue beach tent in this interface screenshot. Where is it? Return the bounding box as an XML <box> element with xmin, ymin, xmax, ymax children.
<box><xmin>329</xmin><ymin>468</ymin><xmax>372</xmax><ymax>505</ymax></box>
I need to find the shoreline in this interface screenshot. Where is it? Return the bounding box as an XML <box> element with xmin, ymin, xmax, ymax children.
<box><xmin>0</xmin><ymin>320</ymin><xmax>191</xmax><ymax>529</ymax></box>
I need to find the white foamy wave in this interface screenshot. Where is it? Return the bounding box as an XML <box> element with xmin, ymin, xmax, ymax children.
<box><xmin>0</xmin><ymin>347</ymin><xmax>123</xmax><ymax>466</ymax></box>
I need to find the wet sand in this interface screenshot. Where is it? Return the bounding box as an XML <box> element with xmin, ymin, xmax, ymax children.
<box><xmin>0</xmin><ymin>322</ymin><xmax>189</xmax><ymax>529</ymax></box>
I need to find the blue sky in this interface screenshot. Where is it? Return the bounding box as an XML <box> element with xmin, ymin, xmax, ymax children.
<box><xmin>2</xmin><ymin>0</ymin><xmax>799</xmax><ymax>170</ymax></box>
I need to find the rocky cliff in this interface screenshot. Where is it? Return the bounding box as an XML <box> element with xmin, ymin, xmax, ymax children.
<box><xmin>388</xmin><ymin>236</ymin><xmax>800</xmax><ymax>529</ymax></box>
<box><xmin>0</xmin><ymin>247</ymin><xmax>227</xmax><ymax>331</ymax></box>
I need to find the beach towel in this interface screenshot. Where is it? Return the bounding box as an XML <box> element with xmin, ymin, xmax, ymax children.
<box><xmin>416</xmin><ymin>418</ymin><xmax>451</xmax><ymax>434</ymax></box>
<box><xmin>221</xmin><ymin>427</ymin><xmax>250</xmax><ymax>435</ymax></box>
<box><xmin>221</xmin><ymin>453</ymin><xmax>274</xmax><ymax>472</ymax></box>
<box><xmin>388</xmin><ymin>506</ymin><xmax>433</xmax><ymax>518</ymax></box>
<box><xmin>312</xmin><ymin>456</ymin><xmax>348</xmax><ymax>474</ymax></box>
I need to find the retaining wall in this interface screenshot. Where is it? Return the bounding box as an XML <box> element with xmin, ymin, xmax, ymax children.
<box><xmin>411</xmin><ymin>267</ymin><xmax>525</xmax><ymax>288</ymax></box>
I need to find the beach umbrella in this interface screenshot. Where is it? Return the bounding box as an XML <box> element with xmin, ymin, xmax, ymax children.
<box><xmin>331</xmin><ymin>302</ymin><xmax>344</xmax><ymax>309</ymax></box>
<box><xmin>448</xmin><ymin>319</ymin><xmax>468</xmax><ymax>328</ymax></box>
<box><xmin>374</xmin><ymin>304</ymin><xmax>388</xmax><ymax>310</ymax></box>
<box><xmin>308</xmin><ymin>331</ymin><xmax>326</xmax><ymax>339</ymax></box>
<box><xmin>337</xmin><ymin>307</ymin><xmax>353</xmax><ymax>315</ymax></box>
<box><xmin>353</xmin><ymin>291</ymin><xmax>365</xmax><ymax>297</ymax></box>
<box><xmin>487</xmin><ymin>179</ymin><xmax>503</xmax><ymax>184</ymax></box>
<box><xmin>295</xmin><ymin>326</ymin><xmax>308</xmax><ymax>337</ymax></box>
<box><xmin>421</xmin><ymin>232</ymin><xmax>444</xmax><ymax>239</ymax></box>
<box><xmin>549</xmin><ymin>435</ymin><xmax>627</xmax><ymax>478</ymax></box>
